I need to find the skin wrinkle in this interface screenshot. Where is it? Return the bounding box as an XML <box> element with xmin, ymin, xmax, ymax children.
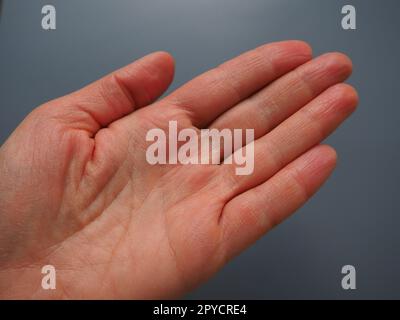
<box><xmin>78</xmin><ymin>124</ymin><xmax>133</xmax><ymax>212</ymax></box>
<box><xmin>259</xmin><ymin>178</ymin><xmax>288</xmax><ymax>228</ymax></box>
<box><xmin>164</xmin><ymin>211</ymin><xmax>190</xmax><ymax>295</ymax></box>
<box><xmin>49</xmin><ymin>133</ymin><xmax>217</xmax><ymax>297</ymax></box>
<box><xmin>47</xmin><ymin>104</ymin><xmax>98</xmax><ymax>136</ymax></box>
<box><xmin>108</xmin><ymin>73</ymin><xmax>137</xmax><ymax>114</ymax></box>
<box><xmin>219</xmin><ymin>196</ymin><xmax>265</xmax><ymax>261</ymax></box>
<box><xmin>254</xmin><ymin>94</ymin><xmax>281</xmax><ymax>133</ymax></box>
<box><xmin>292</xmin><ymin>65</ymin><xmax>316</xmax><ymax>99</ymax></box>
<box><xmin>215</xmin><ymin>64</ymin><xmax>251</xmax><ymax>102</ymax></box>
<box><xmin>130</xmin><ymin>58</ymin><xmax>159</xmax><ymax>106</ymax></box>
<box><xmin>0</xmin><ymin>116</ymin><xmax>106</xmax><ymax>264</ymax></box>
<box><xmin>167</xmin><ymin>196</ymin><xmax>224</xmax><ymax>291</ymax></box>
<box><xmin>76</xmin><ymin>153</ymin><xmax>132</xmax><ymax>229</ymax></box>
<box><xmin>98</xmin><ymin>75</ymin><xmax>133</xmax><ymax>126</ymax></box>
<box><xmin>6</xmin><ymin>132</ymin><xmax>130</xmax><ymax>275</ymax></box>
<box><xmin>92</xmin><ymin>187</ymin><xmax>134</xmax><ymax>299</ymax></box>
<box><xmin>165</xmin><ymin>70</ymin><xmax>236</xmax><ymax>127</ymax></box>
<box><xmin>286</xmin><ymin>162</ymin><xmax>312</xmax><ymax>203</ymax></box>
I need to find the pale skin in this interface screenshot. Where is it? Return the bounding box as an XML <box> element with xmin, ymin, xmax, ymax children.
<box><xmin>0</xmin><ymin>41</ymin><xmax>358</xmax><ymax>299</ymax></box>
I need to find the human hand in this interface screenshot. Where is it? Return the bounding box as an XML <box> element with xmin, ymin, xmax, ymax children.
<box><xmin>0</xmin><ymin>41</ymin><xmax>357</xmax><ymax>299</ymax></box>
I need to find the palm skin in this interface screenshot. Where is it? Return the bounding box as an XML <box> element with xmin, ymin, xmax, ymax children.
<box><xmin>0</xmin><ymin>41</ymin><xmax>357</xmax><ymax>299</ymax></box>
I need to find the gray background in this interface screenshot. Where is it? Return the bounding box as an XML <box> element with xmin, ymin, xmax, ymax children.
<box><xmin>0</xmin><ymin>0</ymin><xmax>398</xmax><ymax>299</ymax></box>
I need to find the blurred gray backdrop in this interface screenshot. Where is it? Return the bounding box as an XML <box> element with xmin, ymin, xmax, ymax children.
<box><xmin>0</xmin><ymin>0</ymin><xmax>399</xmax><ymax>299</ymax></box>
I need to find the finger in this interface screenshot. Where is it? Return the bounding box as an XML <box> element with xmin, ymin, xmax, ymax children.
<box><xmin>210</xmin><ymin>53</ymin><xmax>352</xmax><ymax>141</ymax></box>
<box><xmin>219</xmin><ymin>144</ymin><xmax>337</xmax><ymax>261</ymax></box>
<box><xmin>48</xmin><ymin>51</ymin><xmax>175</xmax><ymax>134</ymax></box>
<box><xmin>220</xmin><ymin>83</ymin><xmax>358</xmax><ymax>195</ymax></box>
<box><xmin>164</xmin><ymin>41</ymin><xmax>312</xmax><ymax>127</ymax></box>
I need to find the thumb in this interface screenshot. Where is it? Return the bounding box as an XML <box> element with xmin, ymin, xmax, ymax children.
<box><xmin>41</xmin><ymin>51</ymin><xmax>175</xmax><ymax>134</ymax></box>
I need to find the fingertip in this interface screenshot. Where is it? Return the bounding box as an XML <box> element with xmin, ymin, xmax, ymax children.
<box><xmin>152</xmin><ymin>51</ymin><xmax>175</xmax><ymax>69</ymax></box>
<box><xmin>317</xmin><ymin>144</ymin><xmax>338</xmax><ymax>168</ymax></box>
<box><xmin>340</xmin><ymin>83</ymin><xmax>359</xmax><ymax>109</ymax></box>
<box><xmin>271</xmin><ymin>40</ymin><xmax>313</xmax><ymax>59</ymax></box>
<box><xmin>328</xmin><ymin>83</ymin><xmax>359</xmax><ymax>114</ymax></box>
<box><xmin>261</xmin><ymin>40</ymin><xmax>313</xmax><ymax>75</ymax></box>
<box><xmin>300</xmin><ymin>144</ymin><xmax>338</xmax><ymax>176</ymax></box>
<box><xmin>319</xmin><ymin>52</ymin><xmax>353</xmax><ymax>79</ymax></box>
<box><xmin>290</xmin><ymin>145</ymin><xmax>338</xmax><ymax>197</ymax></box>
<box><xmin>287</xmin><ymin>40</ymin><xmax>313</xmax><ymax>57</ymax></box>
<box><xmin>148</xmin><ymin>51</ymin><xmax>176</xmax><ymax>80</ymax></box>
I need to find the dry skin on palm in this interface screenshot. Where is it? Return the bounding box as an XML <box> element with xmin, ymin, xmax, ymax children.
<box><xmin>0</xmin><ymin>41</ymin><xmax>358</xmax><ymax>299</ymax></box>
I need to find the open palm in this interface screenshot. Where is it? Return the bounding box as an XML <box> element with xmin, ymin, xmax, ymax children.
<box><xmin>0</xmin><ymin>41</ymin><xmax>357</xmax><ymax>299</ymax></box>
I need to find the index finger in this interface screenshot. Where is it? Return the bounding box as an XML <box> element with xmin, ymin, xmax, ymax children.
<box><xmin>164</xmin><ymin>41</ymin><xmax>313</xmax><ymax>128</ymax></box>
